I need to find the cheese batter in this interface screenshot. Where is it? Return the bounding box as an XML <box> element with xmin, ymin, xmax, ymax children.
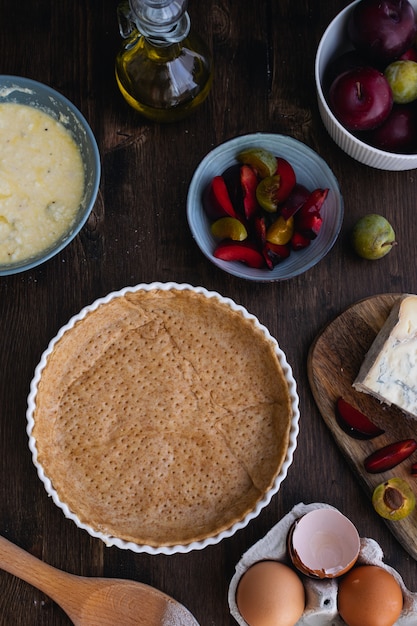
<box><xmin>0</xmin><ymin>102</ymin><xmax>85</xmax><ymax>263</ymax></box>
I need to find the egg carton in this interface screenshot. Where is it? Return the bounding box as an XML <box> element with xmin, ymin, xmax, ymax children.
<box><xmin>228</xmin><ymin>502</ymin><xmax>417</xmax><ymax>625</ymax></box>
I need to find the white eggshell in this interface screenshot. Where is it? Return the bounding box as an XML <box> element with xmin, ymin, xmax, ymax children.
<box><xmin>289</xmin><ymin>508</ymin><xmax>360</xmax><ymax>578</ymax></box>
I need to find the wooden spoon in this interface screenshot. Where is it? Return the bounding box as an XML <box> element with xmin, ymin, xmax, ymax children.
<box><xmin>0</xmin><ymin>535</ymin><xmax>200</xmax><ymax>625</ymax></box>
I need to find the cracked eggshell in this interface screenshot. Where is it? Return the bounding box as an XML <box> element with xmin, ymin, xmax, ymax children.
<box><xmin>228</xmin><ymin>502</ymin><xmax>417</xmax><ymax>625</ymax></box>
<box><xmin>288</xmin><ymin>508</ymin><xmax>360</xmax><ymax>579</ymax></box>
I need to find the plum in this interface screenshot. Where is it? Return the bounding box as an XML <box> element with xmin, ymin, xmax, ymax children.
<box><xmin>400</xmin><ymin>45</ymin><xmax>417</xmax><ymax>61</ymax></box>
<box><xmin>203</xmin><ymin>176</ymin><xmax>238</xmax><ymax>219</ymax></box>
<box><xmin>240</xmin><ymin>165</ymin><xmax>258</xmax><ymax>219</ymax></box>
<box><xmin>385</xmin><ymin>59</ymin><xmax>417</xmax><ymax>103</ymax></box>
<box><xmin>236</xmin><ymin>147</ymin><xmax>277</xmax><ymax>178</ymax></box>
<box><xmin>264</xmin><ymin>241</ymin><xmax>291</xmax><ymax>266</ymax></box>
<box><xmin>329</xmin><ymin>66</ymin><xmax>393</xmax><ymax>131</ymax></box>
<box><xmin>222</xmin><ymin>164</ymin><xmax>243</xmax><ymax>214</ymax></box>
<box><xmin>266</xmin><ymin>215</ymin><xmax>294</xmax><ymax>245</ymax></box>
<box><xmin>256</xmin><ymin>175</ymin><xmax>282</xmax><ymax>212</ymax></box>
<box><xmin>291</xmin><ymin>231</ymin><xmax>311</xmax><ymax>250</ymax></box>
<box><xmin>213</xmin><ymin>240</ymin><xmax>265</xmax><ymax>268</ymax></box>
<box><xmin>348</xmin><ymin>0</ymin><xmax>417</xmax><ymax>66</ymax></box>
<box><xmin>280</xmin><ymin>184</ymin><xmax>310</xmax><ymax>220</ymax></box>
<box><xmin>275</xmin><ymin>157</ymin><xmax>296</xmax><ymax>203</ymax></box>
<box><xmin>211</xmin><ymin>217</ymin><xmax>247</xmax><ymax>241</ymax></box>
<box><xmin>365</xmin><ymin>103</ymin><xmax>417</xmax><ymax>153</ymax></box>
<box><xmin>372</xmin><ymin>478</ymin><xmax>416</xmax><ymax>520</ymax></box>
<box><xmin>351</xmin><ymin>214</ymin><xmax>396</xmax><ymax>260</ymax></box>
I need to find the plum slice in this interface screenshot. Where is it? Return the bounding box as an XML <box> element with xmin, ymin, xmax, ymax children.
<box><xmin>211</xmin><ymin>217</ymin><xmax>247</xmax><ymax>241</ymax></box>
<box><xmin>237</xmin><ymin>147</ymin><xmax>277</xmax><ymax>178</ymax></box>
<box><xmin>213</xmin><ymin>240</ymin><xmax>265</xmax><ymax>268</ymax></box>
<box><xmin>291</xmin><ymin>231</ymin><xmax>311</xmax><ymax>250</ymax></box>
<box><xmin>280</xmin><ymin>184</ymin><xmax>311</xmax><ymax>220</ymax></box>
<box><xmin>294</xmin><ymin>188</ymin><xmax>328</xmax><ymax>239</ymax></box>
<box><xmin>364</xmin><ymin>439</ymin><xmax>417</xmax><ymax>473</ymax></box>
<box><xmin>263</xmin><ymin>241</ymin><xmax>291</xmax><ymax>267</ymax></box>
<box><xmin>336</xmin><ymin>397</ymin><xmax>385</xmax><ymax>440</ymax></box>
<box><xmin>240</xmin><ymin>165</ymin><xmax>259</xmax><ymax>220</ymax></box>
<box><xmin>203</xmin><ymin>176</ymin><xmax>238</xmax><ymax>220</ymax></box>
<box><xmin>275</xmin><ymin>157</ymin><xmax>296</xmax><ymax>203</ymax></box>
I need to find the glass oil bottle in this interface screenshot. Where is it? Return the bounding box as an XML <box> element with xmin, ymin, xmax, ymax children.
<box><xmin>115</xmin><ymin>0</ymin><xmax>213</xmax><ymax>122</ymax></box>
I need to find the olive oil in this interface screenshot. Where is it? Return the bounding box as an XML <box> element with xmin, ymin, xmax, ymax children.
<box><xmin>115</xmin><ymin>0</ymin><xmax>213</xmax><ymax>122</ymax></box>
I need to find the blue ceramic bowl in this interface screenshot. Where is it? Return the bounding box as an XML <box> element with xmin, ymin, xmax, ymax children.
<box><xmin>0</xmin><ymin>76</ymin><xmax>100</xmax><ymax>275</ymax></box>
<box><xmin>187</xmin><ymin>133</ymin><xmax>343</xmax><ymax>282</ymax></box>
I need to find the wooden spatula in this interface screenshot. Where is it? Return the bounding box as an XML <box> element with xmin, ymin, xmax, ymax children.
<box><xmin>0</xmin><ymin>535</ymin><xmax>199</xmax><ymax>625</ymax></box>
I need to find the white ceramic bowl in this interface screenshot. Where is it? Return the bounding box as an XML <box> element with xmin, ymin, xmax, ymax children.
<box><xmin>26</xmin><ymin>282</ymin><xmax>300</xmax><ymax>555</ymax></box>
<box><xmin>187</xmin><ymin>133</ymin><xmax>343</xmax><ymax>282</ymax></box>
<box><xmin>0</xmin><ymin>75</ymin><xmax>100</xmax><ymax>275</ymax></box>
<box><xmin>315</xmin><ymin>0</ymin><xmax>417</xmax><ymax>170</ymax></box>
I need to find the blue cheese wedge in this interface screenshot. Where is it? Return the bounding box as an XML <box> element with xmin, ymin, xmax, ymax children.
<box><xmin>353</xmin><ymin>295</ymin><xmax>417</xmax><ymax>418</ymax></box>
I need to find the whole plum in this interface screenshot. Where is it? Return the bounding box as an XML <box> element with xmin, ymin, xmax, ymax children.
<box><xmin>329</xmin><ymin>66</ymin><xmax>393</xmax><ymax>131</ymax></box>
<box><xmin>385</xmin><ymin>59</ymin><xmax>417</xmax><ymax>103</ymax></box>
<box><xmin>365</xmin><ymin>103</ymin><xmax>417</xmax><ymax>152</ymax></box>
<box><xmin>348</xmin><ymin>0</ymin><xmax>417</xmax><ymax>66</ymax></box>
<box><xmin>351</xmin><ymin>214</ymin><xmax>396</xmax><ymax>260</ymax></box>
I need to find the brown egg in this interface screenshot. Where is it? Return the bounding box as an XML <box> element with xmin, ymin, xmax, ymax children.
<box><xmin>338</xmin><ymin>565</ymin><xmax>403</xmax><ymax>626</ymax></box>
<box><xmin>236</xmin><ymin>560</ymin><xmax>305</xmax><ymax>626</ymax></box>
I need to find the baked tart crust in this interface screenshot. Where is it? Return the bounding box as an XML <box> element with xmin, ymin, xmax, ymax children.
<box><xmin>32</xmin><ymin>288</ymin><xmax>293</xmax><ymax>547</ymax></box>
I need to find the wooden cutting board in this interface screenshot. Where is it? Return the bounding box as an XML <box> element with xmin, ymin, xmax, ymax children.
<box><xmin>307</xmin><ymin>293</ymin><xmax>417</xmax><ymax>561</ymax></box>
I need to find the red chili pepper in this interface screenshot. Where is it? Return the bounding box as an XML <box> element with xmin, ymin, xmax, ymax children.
<box><xmin>364</xmin><ymin>439</ymin><xmax>417</xmax><ymax>474</ymax></box>
<box><xmin>336</xmin><ymin>397</ymin><xmax>385</xmax><ymax>440</ymax></box>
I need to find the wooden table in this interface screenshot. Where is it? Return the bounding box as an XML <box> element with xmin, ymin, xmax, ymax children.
<box><xmin>1</xmin><ymin>0</ymin><xmax>417</xmax><ymax>624</ymax></box>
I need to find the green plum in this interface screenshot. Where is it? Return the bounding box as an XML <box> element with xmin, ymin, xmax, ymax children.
<box><xmin>351</xmin><ymin>214</ymin><xmax>396</xmax><ymax>260</ymax></box>
<box><xmin>385</xmin><ymin>60</ymin><xmax>417</xmax><ymax>104</ymax></box>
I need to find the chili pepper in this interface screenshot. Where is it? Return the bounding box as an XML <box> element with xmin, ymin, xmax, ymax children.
<box><xmin>336</xmin><ymin>397</ymin><xmax>385</xmax><ymax>440</ymax></box>
<box><xmin>364</xmin><ymin>439</ymin><xmax>417</xmax><ymax>473</ymax></box>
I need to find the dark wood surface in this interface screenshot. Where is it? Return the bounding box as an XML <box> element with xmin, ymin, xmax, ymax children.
<box><xmin>1</xmin><ymin>1</ymin><xmax>417</xmax><ymax>624</ymax></box>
